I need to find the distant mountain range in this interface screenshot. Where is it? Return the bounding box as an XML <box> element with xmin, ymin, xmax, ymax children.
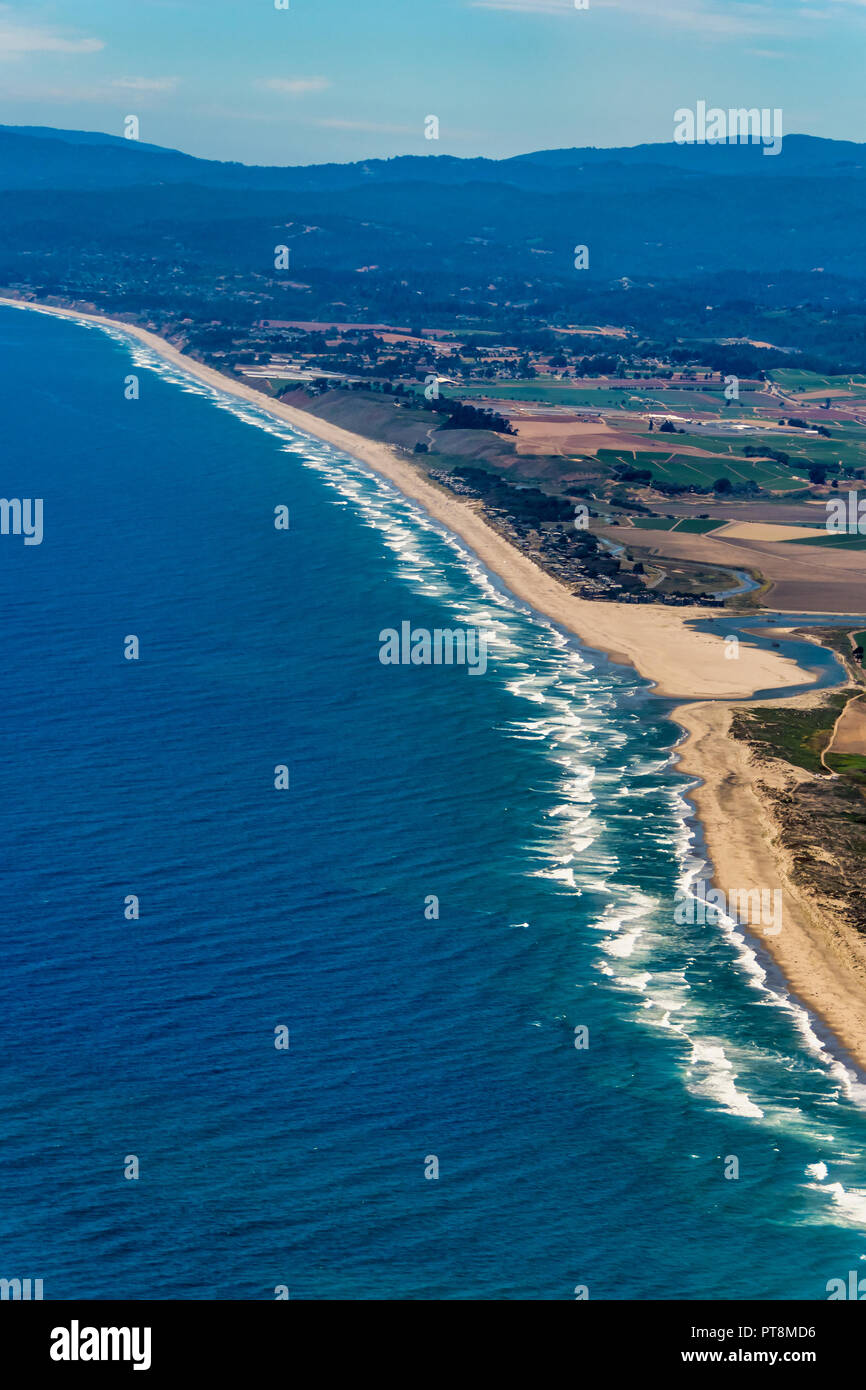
<box><xmin>2</xmin><ymin>125</ymin><xmax>864</xmax><ymax>285</ymax></box>
<box><xmin>2</xmin><ymin>124</ymin><xmax>865</xmax><ymax>192</ymax></box>
<box><xmin>2</xmin><ymin>125</ymin><xmax>865</xmax><ymax>367</ymax></box>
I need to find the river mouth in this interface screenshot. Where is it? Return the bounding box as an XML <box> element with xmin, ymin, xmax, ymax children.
<box><xmin>687</xmin><ymin>611</ymin><xmax>865</xmax><ymax>701</ymax></box>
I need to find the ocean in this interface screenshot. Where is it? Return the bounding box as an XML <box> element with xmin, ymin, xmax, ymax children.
<box><xmin>1</xmin><ymin>303</ymin><xmax>866</xmax><ymax>1301</ymax></box>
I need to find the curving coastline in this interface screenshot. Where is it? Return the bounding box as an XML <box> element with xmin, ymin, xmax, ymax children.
<box><xmin>7</xmin><ymin>294</ymin><xmax>866</xmax><ymax>1071</ymax></box>
<box><xmin>0</xmin><ymin>295</ymin><xmax>808</xmax><ymax>700</ymax></box>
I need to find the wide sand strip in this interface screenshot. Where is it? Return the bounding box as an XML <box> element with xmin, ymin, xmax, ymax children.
<box><xmin>2</xmin><ymin>296</ymin><xmax>808</xmax><ymax>702</ymax></box>
<box><xmin>674</xmin><ymin>699</ymin><xmax>866</xmax><ymax>1072</ymax></box>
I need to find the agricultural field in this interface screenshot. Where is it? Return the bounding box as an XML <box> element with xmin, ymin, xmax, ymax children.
<box><xmin>671</xmin><ymin>517</ymin><xmax>727</xmax><ymax>534</ymax></box>
<box><xmin>631</xmin><ymin>516</ymin><xmax>723</xmax><ymax>534</ymax></box>
<box><xmin>456</xmin><ymin>384</ymin><xmax>644</xmax><ymax>408</ymax></box>
<box><xmin>636</xmin><ymin>389</ymin><xmax>764</xmax><ymax>416</ymax></box>
<box><xmin>659</xmin><ymin>434</ymin><xmax>761</xmax><ymax>457</ymax></box>
<box><xmin>596</xmin><ymin>447</ymin><xmax>797</xmax><ymax>490</ymax></box>
<box><xmin>713</xmin><ymin>521</ymin><xmax>826</xmax><ymax>541</ymax></box>
<box><xmin>457</xmin><ymin>382</ymin><xmax>766</xmax><ymax>416</ymax></box>
<box><xmin>744</xmin><ymin>429</ymin><xmax>866</xmax><ymax>474</ymax></box>
<box><xmin>784</xmin><ymin>531</ymin><xmax>866</xmax><ymax>549</ymax></box>
<box><xmin>771</xmin><ymin>367</ymin><xmax>866</xmax><ymax>393</ymax></box>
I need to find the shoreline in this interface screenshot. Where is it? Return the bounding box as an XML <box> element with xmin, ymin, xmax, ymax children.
<box><xmin>9</xmin><ymin>294</ymin><xmax>866</xmax><ymax>1073</ymax></box>
<box><xmin>0</xmin><ymin>294</ymin><xmax>807</xmax><ymax>702</ymax></box>
<box><xmin>673</xmin><ymin>698</ymin><xmax>866</xmax><ymax>1074</ymax></box>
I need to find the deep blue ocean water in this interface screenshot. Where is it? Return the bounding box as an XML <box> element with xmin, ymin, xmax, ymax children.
<box><xmin>2</xmin><ymin>303</ymin><xmax>866</xmax><ymax>1300</ymax></box>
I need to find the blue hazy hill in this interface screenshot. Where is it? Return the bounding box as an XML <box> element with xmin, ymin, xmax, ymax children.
<box><xmin>1</xmin><ymin>123</ymin><xmax>864</xmax><ymax>192</ymax></box>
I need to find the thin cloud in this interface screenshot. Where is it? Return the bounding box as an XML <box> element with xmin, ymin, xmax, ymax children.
<box><xmin>470</xmin><ymin>0</ymin><xmax>866</xmax><ymax>35</ymax></box>
<box><xmin>618</xmin><ymin>0</ymin><xmax>866</xmax><ymax>36</ymax></box>
<box><xmin>111</xmin><ymin>78</ymin><xmax>178</xmax><ymax>94</ymax></box>
<box><xmin>1</xmin><ymin>77</ymin><xmax>176</xmax><ymax>104</ymax></box>
<box><xmin>0</xmin><ymin>6</ymin><xmax>104</xmax><ymax>57</ymax></box>
<box><xmin>597</xmin><ymin>2</ymin><xmax>796</xmax><ymax>37</ymax></box>
<box><xmin>257</xmin><ymin>77</ymin><xmax>331</xmax><ymax>95</ymax></box>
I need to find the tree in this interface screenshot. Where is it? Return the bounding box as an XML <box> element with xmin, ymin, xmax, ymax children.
<box><xmin>714</xmin><ymin>477</ymin><xmax>733</xmax><ymax>494</ymax></box>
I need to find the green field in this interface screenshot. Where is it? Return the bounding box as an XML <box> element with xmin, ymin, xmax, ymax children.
<box><xmin>749</xmin><ymin>432</ymin><xmax>866</xmax><ymax>473</ymax></box>
<box><xmin>672</xmin><ymin>518</ymin><xmax>726</xmax><ymax>533</ymax></box>
<box><xmin>655</xmin><ymin>434</ymin><xmax>764</xmax><ymax>458</ymax></box>
<box><xmin>455</xmin><ymin>384</ymin><xmax>641</xmax><ymax>408</ymax></box>
<box><xmin>639</xmin><ymin>389</ymin><xmax>757</xmax><ymax>415</ymax></box>
<box><xmin>456</xmin><ymin>381</ymin><xmax>765</xmax><ymax>416</ymax></box>
<box><xmin>785</xmin><ymin>532</ymin><xmax>866</xmax><ymax>549</ymax></box>
<box><xmin>771</xmin><ymin>367</ymin><xmax>866</xmax><ymax>393</ymax></box>
<box><xmin>672</xmin><ymin>428</ymin><xmax>866</xmax><ymax>476</ymax></box>
<box><xmin>631</xmin><ymin>516</ymin><xmax>723</xmax><ymax>534</ymax></box>
<box><xmin>597</xmin><ymin>447</ymin><xmax>795</xmax><ymax>490</ymax></box>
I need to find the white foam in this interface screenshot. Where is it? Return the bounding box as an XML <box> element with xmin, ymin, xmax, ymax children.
<box><xmin>805</xmin><ymin>1176</ymin><xmax>866</xmax><ymax>1230</ymax></box>
<box><xmin>91</xmin><ymin>316</ymin><xmax>866</xmax><ymax>1148</ymax></box>
<box><xmin>686</xmin><ymin>1040</ymin><xmax>765</xmax><ymax>1119</ymax></box>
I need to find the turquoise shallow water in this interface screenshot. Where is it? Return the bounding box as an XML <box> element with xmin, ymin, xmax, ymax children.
<box><xmin>2</xmin><ymin>303</ymin><xmax>866</xmax><ymax>1300</ymax></box>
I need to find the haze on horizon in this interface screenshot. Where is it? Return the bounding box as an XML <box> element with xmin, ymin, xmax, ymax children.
<box><xmin>0</xmin><ymin>0</ymin><xmax>863</xmax><ymax>166</ymax></box>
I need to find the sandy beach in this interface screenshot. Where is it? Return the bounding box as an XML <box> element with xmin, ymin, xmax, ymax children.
<box><xmin>10</xmin><ymin>294</ymin><xmax>866</xmax><ymax>1071</ymax></box>
<box><xmin>0</xmin><ymin>294</ymin><xmax>808</xmax><ymax>702</ymax></box>
<box><xmin>674</xmin><ymin>698</ymin><xmax>866</xmax><ymax>1071</ymax></box>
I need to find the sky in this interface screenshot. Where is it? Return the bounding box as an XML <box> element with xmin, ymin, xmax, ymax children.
<box><xmin>0</xmin><ymin>0</ymin><xmax>863</xmax><ymax>166</ymax></box>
